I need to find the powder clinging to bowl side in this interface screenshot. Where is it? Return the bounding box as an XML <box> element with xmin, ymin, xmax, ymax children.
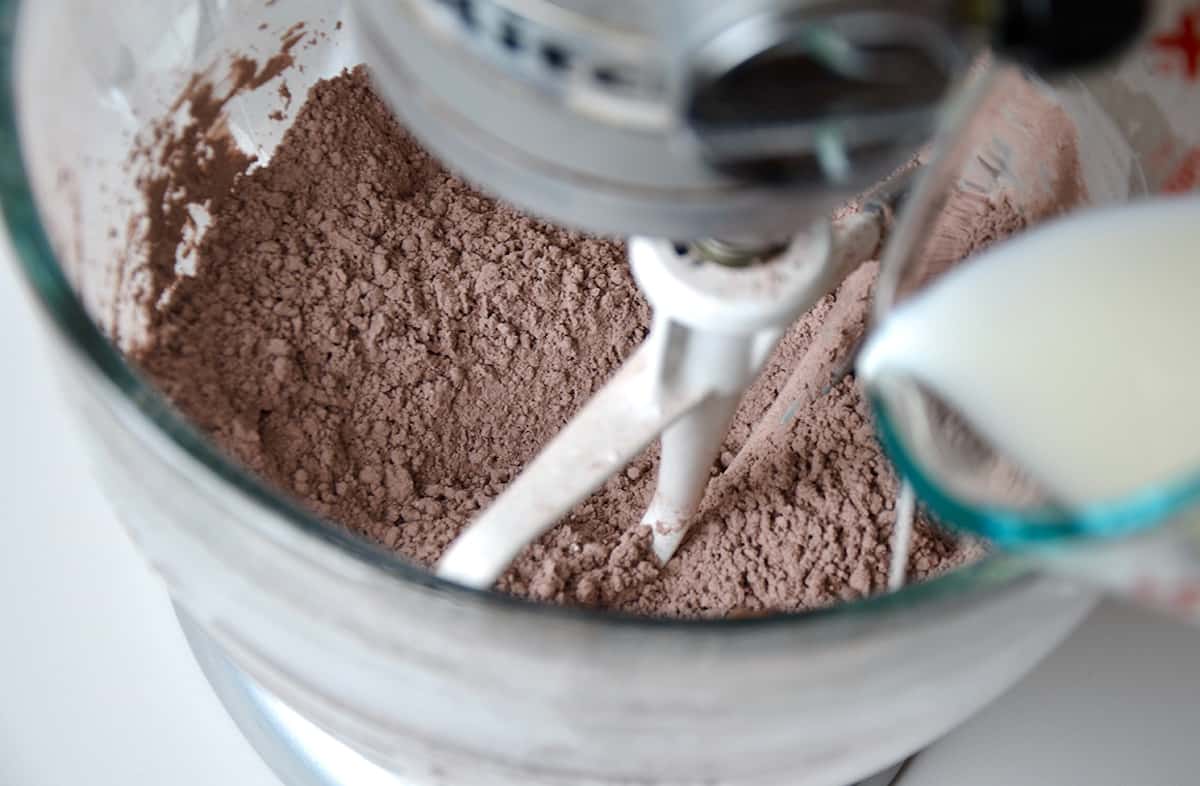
<box><xmin>129</xmin><ymin>66</ymin><xmax>1079</xmax><ymax>617</ymax></box>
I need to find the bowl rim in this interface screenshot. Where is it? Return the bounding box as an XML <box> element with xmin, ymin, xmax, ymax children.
<box><xmin>0</xmin><ymin>0</ymin><xmax>1031</xmax><ymax>633</ymax></box>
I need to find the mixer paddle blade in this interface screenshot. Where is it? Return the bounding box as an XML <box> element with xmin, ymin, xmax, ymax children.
<box><xmin>439</xmin><ymin>214</ymin><xmax>886</xmax><ymax>588</ymax></box>
<box><xmin>437</xmin><ymin>343</ymin><xmax>706</xmax><ymax>589</ymax></box>
<box><xmin>642</xmin><ymin>392</ymin><xmax>741</xmax><ymax>563</ymax></box>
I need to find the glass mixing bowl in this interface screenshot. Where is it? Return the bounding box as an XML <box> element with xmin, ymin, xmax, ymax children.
<box><xmin>0</xmin><ymin>2</ymin><xmax>1102</xmax><ymax>785</ymax></box>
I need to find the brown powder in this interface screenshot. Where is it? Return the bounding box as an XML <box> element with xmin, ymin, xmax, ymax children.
<box><xmin>925</xmin><ymin>71</ymin><xmax>1088</xmax><ymax>275</ymax></box>
<box><xmin>130</xmin><ymin>66</ymin><xmax>1078</xmax><ymax>617</ymax></box>
<box><xmin>131</xmin><ymin>72</ymin><xmax>254</xmax><ymax>321</ymax></box>
<box><xmin>125</xmin><ymin>24</ymin><xmax>311</xmax><ymax>344</ymax></box>
<box><xmin>135</xmin><ymin>65</ymin><xmax>654</xmax><ymax>571</ymax></box>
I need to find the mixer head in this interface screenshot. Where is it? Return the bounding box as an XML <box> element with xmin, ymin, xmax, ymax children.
<box><xmin>351</xmin><ymin>0</ymin><xmax>1147</xmax><ymax>242</ymax></box>
<box><xmin>349</xmin><ymin>0</ymin><xmax>971</xmax><ymax>241</ymax></box>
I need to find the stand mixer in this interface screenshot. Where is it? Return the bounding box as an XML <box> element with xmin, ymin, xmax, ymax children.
<box><xmin>350</xmin><ymin>0</ymin><xmax>1146</xmax><ymax>586</ymax></box>
<box><xmin>1</xmin><ymin>1</ymin><xmax>1173</xmax><ymax>785</ymax></box>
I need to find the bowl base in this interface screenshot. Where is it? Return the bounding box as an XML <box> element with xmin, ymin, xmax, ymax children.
<box><xmin>176</xmin><ymin>605</ymin><xmax>917</xmax><ymax>786</ymax></box>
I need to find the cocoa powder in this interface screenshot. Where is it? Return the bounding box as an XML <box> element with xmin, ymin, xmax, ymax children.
<box><xmin>130</xmin><ymin>67</ymin><xmax>1075</xmax><ymax>617</ymax></box>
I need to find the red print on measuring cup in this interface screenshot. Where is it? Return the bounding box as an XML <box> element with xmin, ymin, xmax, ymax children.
<box><xmin>1153</xmin><ymin>7</ymin><xmax>1200</xmax><ymax>79</ymax></box>
<box><xmin>1132</xmin><ymin>577</ymin><xmax>1200</xmax><ymax>618</ymax></box>
<box><xmin>1161</xmin><ymin>146</ymin><xmax>1200</xmax><ymax>192</ymax></box>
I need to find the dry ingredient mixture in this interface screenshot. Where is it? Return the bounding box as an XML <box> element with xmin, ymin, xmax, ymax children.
<box><xmin>128</xmin><ymin>65</ymin><xmax>1084</xmax><ymax>617</ymax></box>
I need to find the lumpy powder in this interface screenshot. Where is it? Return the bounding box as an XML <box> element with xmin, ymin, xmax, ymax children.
<box><xmin>130</xmin><ymin>67</ymin><xmax>1082</xmax><ymax>617</ymax></box>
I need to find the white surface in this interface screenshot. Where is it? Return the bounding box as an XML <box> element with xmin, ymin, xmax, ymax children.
<box><xmin>0</xmin><ymin>238</ymin><xmax>281</xmax><ymax>786</ymax></box>
<box><xmin>0</xmin><ymin>235</ymin><xmax>1197</xmax><ymax>786</ymax></box>
<box><xmin>902</xmin><ymin>602</ymin><xmax>1200</xmax><ymax>785</ymax></box>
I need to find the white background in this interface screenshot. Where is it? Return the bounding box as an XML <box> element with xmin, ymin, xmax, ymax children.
<box><xmin>1</xmin><ymin>235</ymin><xmax>1198</xmax><ymax>786</ymax></box>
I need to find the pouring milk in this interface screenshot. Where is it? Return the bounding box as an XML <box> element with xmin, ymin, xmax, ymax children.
<box><xmin>859</xmin><ymin>196</ymin><xmax>1200</xmax><ymax>506</ymax></box>
<box><xmin>857</xmin><ymin>195</ymin><xmax>1200</xmax><ymax>620</ymax></box>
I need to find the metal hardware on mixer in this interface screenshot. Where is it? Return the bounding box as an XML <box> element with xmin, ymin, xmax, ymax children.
<box><xmin>688</xmin><ymin>238</ymin><xmax>790</xmax><ymax>268</ymax></box>
<box><xmin>680</xmin><ymin>3</ymin><xmax>960</xmax><ymax>186</ymax></box>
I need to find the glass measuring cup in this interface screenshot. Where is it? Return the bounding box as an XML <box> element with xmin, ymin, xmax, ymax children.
<box><xmin>864</xmin><ymin>60</ymin><xmax>1200</xmax><ymax>622</ymax></box>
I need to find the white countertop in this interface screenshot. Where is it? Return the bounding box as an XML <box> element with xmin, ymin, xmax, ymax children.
<box><xmin>1</xmin><ymin>235</ymin><xmax>1197</xmax><ymax>786</ymax></box>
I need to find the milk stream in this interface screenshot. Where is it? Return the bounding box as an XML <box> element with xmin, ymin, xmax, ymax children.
<box><xmin>858</xmin><ymin>196</ymin><xmax>1200</xmax><ymax>620</ymax></box>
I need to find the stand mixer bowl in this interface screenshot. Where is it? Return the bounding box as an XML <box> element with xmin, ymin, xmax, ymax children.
<box><xmin>0</xmin><ymin>1</ymin><xmax>1115</xmax><ymax>784</ymax></box>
